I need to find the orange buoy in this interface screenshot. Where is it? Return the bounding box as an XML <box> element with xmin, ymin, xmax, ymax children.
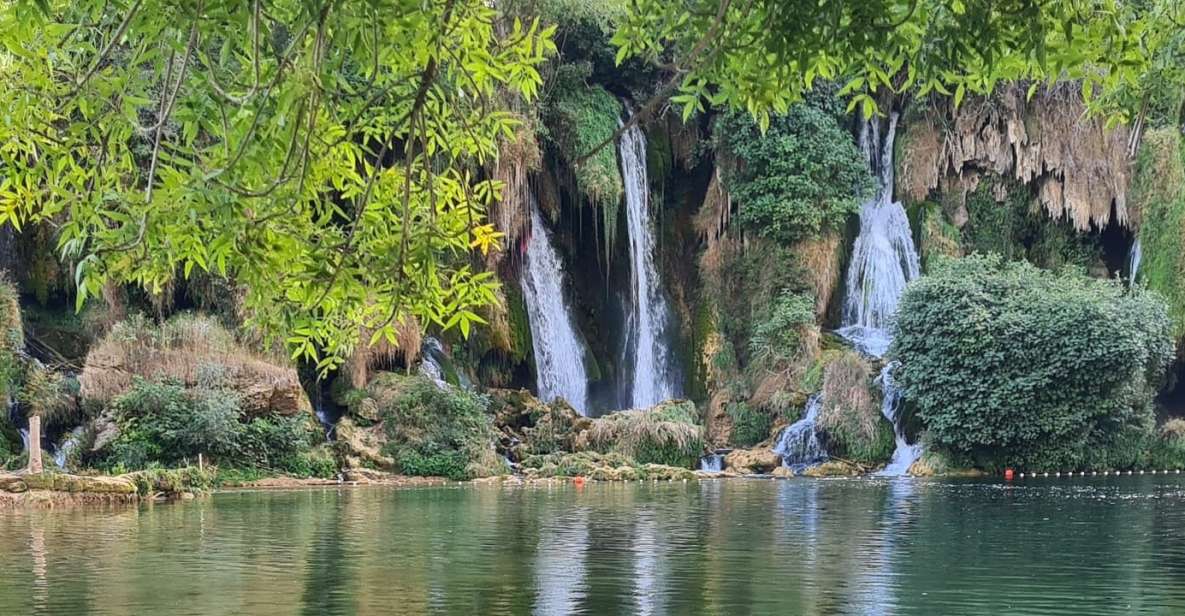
<box><xmin>573</xmin><ymin>476</ymin><xmax>586</xmax><ymax>488</ymax></box>
<box><xmin>1004</xmin><ymin>468</ymin><xmax>1014</xmax><ymax>481</ymax></box>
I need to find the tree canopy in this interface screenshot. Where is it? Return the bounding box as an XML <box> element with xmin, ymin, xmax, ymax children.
<box><xmin>0</xmin><ymin>0</ymin><xmax>1178</xmax><ymax>369</ymax></box>
<box><xmin>0</xmin><ymin>0</ymin><xmax>554</xmax><ymax>370</ymax></box>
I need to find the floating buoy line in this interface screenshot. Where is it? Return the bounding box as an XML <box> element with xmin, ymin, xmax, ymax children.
<box><xmin>1006</xmin><ymin>468</ymin><xmax>1183</xmax><ymax>479</ymax></box>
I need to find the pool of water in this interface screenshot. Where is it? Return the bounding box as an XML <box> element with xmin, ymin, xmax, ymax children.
<box><xmin>3</xmin><ymin>476</ymin><xmax>1185</xmax><ymax>614</ymax></box>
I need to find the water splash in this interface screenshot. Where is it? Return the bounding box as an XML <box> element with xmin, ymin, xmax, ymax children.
<box><xmin>836</xmin><ymin>113</ymin><xmax>923</xmax><ymax>476</ymax></box>
<box><xmin>773</xmin><ymin>394</ymin><xmax>828</xmax><ymax>471</ymax></box>
<box><xmin>875</xmin><ymin>363</ymin><xmax>922</xmax><ymax>476</ymax></box>
<box><xmin>619</xmin><ymin>117</ymin><xmax>680</xmax><ymax>409</ymax></box>
<box><xmin>521</xmin><ymin>201</ymin><xmax>590</xmax><ymax>414</ymax></box>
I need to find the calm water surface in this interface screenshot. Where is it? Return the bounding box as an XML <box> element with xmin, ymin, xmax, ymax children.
<box><xmin>3</xmin><ymin>477</ymin><xmax>1185</xmax><ymax>615</ymax></box>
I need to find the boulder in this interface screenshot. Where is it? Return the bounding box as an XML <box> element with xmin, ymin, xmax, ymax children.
<box><xmin>771</xmin><ymin>465</ymin><xmax>795</xmax><ymax>478</ymax></box>
<box><xmin>0</xmin><ymin>474</ymin><xmax>28</xmax><ymax>493</ymax></box>
<box><xmin>724</xmin><ymin>448</ymin><xmax>781</xmax><ymax>474</ymax></box>
<box><xmin>335</xmin><ymin>417</ymin><xmax>394</xmax><ymax>470</ymax></box>
<box><xmin>801</xmin><ymin>460</ymin><xmax>861</xmax><ymax>477</ymax></box>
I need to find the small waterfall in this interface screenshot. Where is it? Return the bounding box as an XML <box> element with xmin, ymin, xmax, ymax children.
<box><xmin>835</xmin><ymin>113</ymin><xmax>922</xmax><ymax>476</ymax></box>
<box><xmin>418</xmin><ymin>337</ymin><xmax>451</xmax><ymax>390</ymax></box>
<box><xmin>1129</xmin><ymin>238</ymin><xmax>1142</xmax><ymax>284</ymax></box>
<box><xmin>310</xmin><ymin>379</ymin><xmax>335</xmax><ymax>441</ymax></box>
<box><xmin>52</xmin><ymin>426</ymin><xmax>85</xmax><ymax>470</ymax></box>
<box><xmin>619</xmin><ymin>117</ymin><xmax>679</xmax><ymax>409</ymax></box>
<box><xmin>521</xmin><ymin>201</ymin><xmax>590</xmax><ymax>414</ymax></box>
<box><xmin>772</xmin><ymin>394</ymin><xmax>828</xmax><ymax>471</ymax></box>
<box><xmin>875</xmin><ymin>363</ymin><xmax>921</xmax><ymax>476</ymax></box>
<box><xmin>699</xmin><ymin>453</ymin><xmax>724</xmax><ymax>472</ymax></box>
<box><xmin>18</xmin><ymin>428</ymin><xmax>29</xmax><ymax>453</ymax></box>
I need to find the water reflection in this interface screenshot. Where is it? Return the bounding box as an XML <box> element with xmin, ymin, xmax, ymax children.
<box><xmin>3</xmin><ymin>479</ymin><xmax>1185</xmax><ymax>615</ymax></box>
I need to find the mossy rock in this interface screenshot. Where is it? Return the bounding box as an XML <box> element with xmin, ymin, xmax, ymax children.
<box><xmin>801</xmin><ymin>460</ymin><xmax>861</xmax><ymax>477</ymax></box>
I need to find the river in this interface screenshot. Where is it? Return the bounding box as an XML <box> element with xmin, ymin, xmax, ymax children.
<box><xmin>2</xmin><ymin>477</ymin><xmax>1185</xmax><ymax>614</ymax></box>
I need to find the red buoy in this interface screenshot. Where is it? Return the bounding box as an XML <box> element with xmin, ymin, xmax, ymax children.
<box><xmin>1004</xmin><ymin>468</ymin><xmax>1015</xmax><ymax>481</ymax></box>
<box><xmin>573</xmin><ymin>476</ymin><xmax>586</xmax><ymax>488</ymax></box>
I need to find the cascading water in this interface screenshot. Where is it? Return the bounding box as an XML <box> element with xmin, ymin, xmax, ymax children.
<box><xmin>619</xmin><ymin>117</ymin><xmax>680</xmax><ymax>409</ymax></box>
<box><xmin>699</xmin><ymin>453</ymin><xmax>724</xmax><ymax>472</ymax></box>
<box><xmin>875</xmin><ymin>363</ymin><xmax>921</xmax><ymax>476</ymax></box>
<box><xmin>835</xmin><ymin>113</ymin><xmax>923</xmax><ymax>476</ymax></box>
<box><xmin>837</xmin><ymin>113</ymin><xmax>921</xmax><ymax>358</ymax></box>
<box><xmin>772</xmin><ymin>394</ymin><xmax>828</xmax><ymax>471</ymax></box>
<box><xmin>520</xmin><ymin>200</ymin><xmax>590</xmax><ymax>414</ymax></box>
<box><xmin>418</xmin><ymin>337</ymin><xmax>450</xmax><ymax>390</ymax></box>
<box><xmin>1129</xmin><ymin>238</ymin><xmax>1143</xmax><ymax>284</ymax></box>
<box><xmin>52</xmin><ymin>426</ymin><xmax>85</xmax><ymax>470</ymax></box>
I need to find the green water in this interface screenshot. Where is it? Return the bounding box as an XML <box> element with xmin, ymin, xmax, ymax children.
<box><xmin>3</xmin><ymin>477</ymin><xmax>1185</xmax><ymax>615</ymax></box>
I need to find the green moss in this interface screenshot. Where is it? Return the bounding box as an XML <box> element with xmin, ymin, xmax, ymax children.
<box><xmin>646</xmin><ymin>120</ymin><xmax>673</xmax><ymax>188</ymax></box>
<box><xmin>726</xmin><ymin>401</ymin><xmax>772</xmax><ymax>447</ymax></box>
<box><xmin>544</xmin><ymin>70</ymin><xmax>623</xmax><ymax>254</ymax></box>
<box><xmin>1133</xmin><ymin>128</ymin><xmax>1185</xmax><ymax>338</ymax></box>
<box><xmin>914</xmin><ymin>201</ymin><xmax>962</xmax><ymax>272</ymax></box>
<box><xmin>504</xmin><ymin>282</ymin><xmax>533</xmax><ymax>365</ymax></box>
<box><xmin>962</xmin><ymin>176</ymin><xmax>1101</xmax><ymax>270</ymax></box>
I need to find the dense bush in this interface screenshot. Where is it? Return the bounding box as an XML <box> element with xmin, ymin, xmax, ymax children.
<box><xmin>893</xmin><ymin>255</ymin><xmax>1174</xmax><ymax>470</ymax></box>
<box><xmin>715</xmin><ymin>93</ymin><xmax>872</xmax><ymax>244</ymax></box>
<box><xmin>1149</xmin><ymin>420</ymin><xmax>1185</xmax><ymax>470</ymax></box>
<box><xmin>582</xmin><ymin>401</ymin><xmax>704</xmax><ymax>467</ymax></box>
<box><xmin>726</xmin><ymin>402</ymin><xmax>772</xmax><ymax>447</ymax></box>
<box><xmin>748</xmin><ymin>290</ymin><xmax>815</xmax><ymax>366</ymax></box>
<box><xmin>377</xmin><ymin>375</ymin><xmax>503</xmax><ymax>480</ymax></box>
<box><xmin>101</xmin><ymin>377</ymin><xmax>327</xmax><ymax>476</ymax></box>
<box><xmin>816</xmin><ymin>352</ymin><xmax>894</xmax><ymax>465</ymax></box>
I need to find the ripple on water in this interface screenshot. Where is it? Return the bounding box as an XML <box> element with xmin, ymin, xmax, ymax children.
<box><xmin>1</xmin><ymin>478</ymin><xmax>1185</xmax><ymax>615</ymax></box>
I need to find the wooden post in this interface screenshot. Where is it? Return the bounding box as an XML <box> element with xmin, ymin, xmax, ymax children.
<box><xmin>198</xmin><ymin>453</ymin><xmax>204</xmax><ymax>471</ymax></box>
<box><xmin>27</xmin><ymin>415</ymin><xmax>42</xmax><ymax>474</ymax></box>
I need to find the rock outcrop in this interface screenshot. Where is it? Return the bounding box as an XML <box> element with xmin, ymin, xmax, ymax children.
<box><xmin>897</xmin><ymin>83</ymin><xmax>1132</xmax><ymax>232</ymax></box>
<box><xmin>723</xmin><ymin>448</ymin><xmax>781</xmax><ymax>474</ymax></box>
<box><xmin>80</xmin><ymin>315</ymin><xmax>311</xmax><ymax>417</ymax></box>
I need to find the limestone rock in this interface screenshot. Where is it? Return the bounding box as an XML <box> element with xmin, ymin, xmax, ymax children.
<box><xmin>771</xmin><ymin>465</ymin><xmax>795</xmax><ymax>478</ymax></box>
<box><xmin>334</xmin><ymin>417</ymin><xmax>394</xmax><ymax>470</ymax></box>
<box><xmin>801</xmin><ymin>460</ymin><xmax>861</xmax><ymax>477</ymax></box>
<box><xmin>724</xmin><ymin>448</ymin><xmax>781</xmax><ymax>474</ymax></box>
<box><xmin>0</xmin><ymin>474</ymin><xmax>28</xmax><ymax>493</ymax></box>
<box><xmin>80</xmin><ymin>315</ymin><xmax>312</xmax><ymax>417</ymax></box>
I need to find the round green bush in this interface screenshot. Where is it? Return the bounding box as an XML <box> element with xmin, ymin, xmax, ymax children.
<box><xmin>893</xmin><ymin>255</ymin><xmax>1174</xmax><ymax>471</ymax></box>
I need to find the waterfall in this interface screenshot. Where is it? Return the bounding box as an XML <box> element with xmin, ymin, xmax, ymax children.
<box><xmin>52</xmin><ymin>426</ymin><xmax>85</xmax><ymax>470</ymax></box>
<box><xmin>1129</xmin><ymin>238</ymin><xmax>1142</xmax><ymax>284</ymax></box>
<box><xmin>619</xmin><ymin>117</ymin><xmax>679</xmax><ymax>409</ymax></box>
<box><xmin>772</xmin><ymin>394</ymin><xmax>828</xmax><ymax>471</ymax></box>
<box><xmin>837</xmin><ymin>113</ymin><xmax>921</xmax><ymax>358</ymax></box>
<box><xmin>699</xmin><ymin>453</ymin><xmax>724</xmax><ymax>472</ymax></box>
<box><xmin>836</xmin><ymin>113</ymin><xmax>923</xmax><ymax>476</ymax></box>
<box><xmin>875</xmin><ymin>363</ymin><xmax>921</xmax><ymax>476</ymax></box>
<box><xmin>521</xmin><ymin>200</ymin><xmax>590</xmax><ymax>414</ymax></box>
<box><xmin>418</xmin><ymin>336</ymin><xmax>450</xmax><ymax>390</ymax></box>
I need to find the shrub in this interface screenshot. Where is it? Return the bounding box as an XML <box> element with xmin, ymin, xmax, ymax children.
<box><xmin>726</xmin><ymin>402</ymin><xmax>771</xmax><ymax>447</ymax></box>
<box><xmin>816</xmin><ymin>352</ymin><xmax>894</xmax><ymax>465</ymax></box>
<box><xmin>893</xmin><ymin>255</ymin><xmax>1174</xmax><ymax>470</ymax></box>
<box><xmin>1149</xmin><ymin>420</ymin><xmax>1185</xmax><ymax>470</ymax></box>
<box><xmin>377</xmin><ymin>375</ymin><xmax>502</xmax><ymax>480</ymax></box>
<box><xmin>581</xmin><ymin>401</ymin><xmax>704</xmax><ymax>468</ymax></box>
<box><xmin>0</xmin><ymin>279</ymin><xmax>23</xmax><ymax>403</ymax></box>
<box><xmin>715</xmin><ymin>92</ymin><xmax>872</xmax><ymax>244</ymax></box>
<box><xmin>20</xmin><ymin>367</ymin><xmax>83</xmax><ymax>430</ymax></box>
<box><xmin>748</xmin><ymin>290</ymin><xmax>815</xmax><ymax>365</ymax></box>
<box><xmin>100</xmin><ymin>376</ymin><xmax>321</xmax><ymax>474</ymax></box>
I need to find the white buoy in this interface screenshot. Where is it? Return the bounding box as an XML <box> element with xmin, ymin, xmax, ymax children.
<box><xmin>1043</xmin><ymin>472</ymin><xmax>1049</xmax><ymax>477</ymax></box>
